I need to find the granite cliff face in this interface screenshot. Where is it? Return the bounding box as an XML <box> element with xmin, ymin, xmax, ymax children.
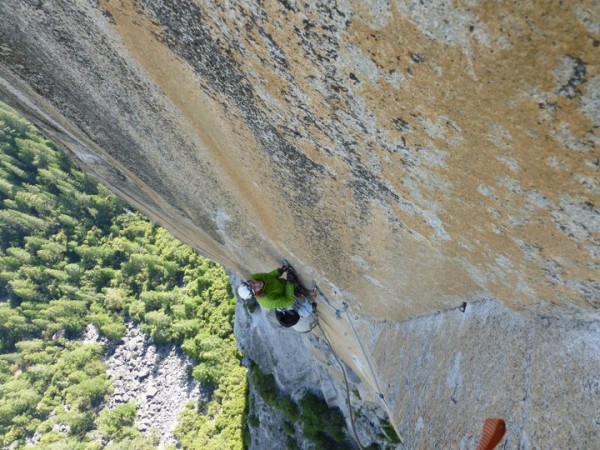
<box><xmin>0</xmin><ymin>1</ymin><xmax>598</xmax><ymax>447</ymax></box>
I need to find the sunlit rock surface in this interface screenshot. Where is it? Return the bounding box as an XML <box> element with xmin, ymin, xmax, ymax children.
<box><xmin>1</xmin><ymin>1</ymin><xmax>598</xmax><ymax>447</ymax></box>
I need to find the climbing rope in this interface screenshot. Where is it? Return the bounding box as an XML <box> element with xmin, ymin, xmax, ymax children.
<box><xmin>312</xmin><ymin>282</ymin><xmax>404</xmax><ymax>445</ymax></box>
<box><xmin>343</xmin><ymin>307</ymin><xmax>387</xmax><ymax>402</ymax></box>
<box><xmin>312</xmin><ymin>281</ymin><xmax>343</xmax><ymax>318</ymax></box>
<box><xmin>315</xmin><ymin>321</ymin><xmax>365</xmax><ymax>450</ymax></box>
<box><xmin>312</xmin><ymin>283</ymin><xmax>386</xmax><ymax>401</ymax></box>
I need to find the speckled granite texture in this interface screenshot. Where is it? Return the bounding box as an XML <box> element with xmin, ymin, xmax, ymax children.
<box><xmin>1</xmin><ymin>1</ymin><xmax>598</xmax><ymax>447</ymax></box>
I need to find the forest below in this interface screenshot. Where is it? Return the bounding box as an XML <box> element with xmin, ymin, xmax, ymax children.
<box><xmin>0</xmin><ymin>102</ymin><xmax>247</xmax><ymax>449</ymax></box>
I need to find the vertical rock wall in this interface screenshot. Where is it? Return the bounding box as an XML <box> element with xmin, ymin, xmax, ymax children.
<box><xmin>364</xmin><ymin>298</ymin><xmax>600</xmax><ymax>448</ymax></box>
<box><xmin>0</xmin><ymin>1</ymin><xmax>598</xmax><ymax>447</ymax></box>
<box><xmin>0</xmin><ymin>0</ymin><xmax>597</xmax><ymax>319</ymax></box>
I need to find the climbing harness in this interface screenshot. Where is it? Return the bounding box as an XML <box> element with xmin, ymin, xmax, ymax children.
<box><xmin>273</xmin><ymin>261</ymin><xmax>318</xmax><ymax>333</ymax></box>
<box><xmin>275</xmin><ymin>296</ymin><xmax>318</xmax><ymax>333</ymax></box>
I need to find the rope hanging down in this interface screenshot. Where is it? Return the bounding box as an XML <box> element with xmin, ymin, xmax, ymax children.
<box><xmin>312</xmin><ymin>282</ymin><xmax>404</xmax><ymax>445</ymax></box>
<box><xmin>312</xmin><ymin>282</ymin><xmax>386</xmax><ymax>402</ymax></box>
<box><xmin>315</xmin><ymin>321</ymin><xmax>365</xmax><ymax>450</ymax></box>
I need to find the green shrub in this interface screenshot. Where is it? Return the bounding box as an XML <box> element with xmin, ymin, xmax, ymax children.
<box><xmin>128</xmin><ymin>300</ymin><xmax>145</xmax><ymax>321</ymax></box>
<box><xmin>102</xmin><ymin>288</ymin><xmax>129</xmax><ymax>312</ymax></box>
<box><xmin>99</xmin><ymin>321</ymin><xmax>127</xmax><ymax>341</ymax></box>
<box><xmin>248</xmin><ymin>414</ymin><xmax>259</xmax><ymax>428</ymax></box>
<box><xmin>285</xmin><ymin>436</ymin><xmax>300</xmax><ymax>450</ymax></box>
<box><xmin>61</xmin><ymin>411</ymin><xmax>94</xmax><ymax>436</ymax></box>
<box><xmin>89</xmin><ymin>312</ymin><xmax>126</xmax><ymax>341</ymax></box>
<box><xmin>275</xmin><ymin>396</ymin><xmax>299</xmax><ymax>422</ymax></box>
<box><xmin>379</xmin><ymin>418</ymin><xmax>401</xmax><ymax>444</ymax></box>
<box><xmin>283</xmin><ymin>421</ymin><xmax>295</xmax><ymax>435</ymax></box>
<box><xmin>66</xmin><ymin>375</ymin><xmax>111</xmax><ymax>410</ymax></box>
<box><xmin>249</xmin><ymin>362</ymin><xmax>278</xmax><ymax>406</ymax></box>
<box><xmin>97</xmin><ymin>403</ymin><xmax>137</xmax><ymax>440</ymax></box>
<box><xmin>298</xmin><ymin>392</ymin><xmax>350</xmax><ymax>449</ymax></box>
<box><xmin>0</xmin><ymin>104</ymin><xmax>248</xmax><ymax>449</ymax></box>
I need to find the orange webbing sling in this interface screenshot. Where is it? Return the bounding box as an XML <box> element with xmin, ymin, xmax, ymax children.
<box><xmin>475</xmin><ymin>418</ymin><xmax>506</xmax><ymax>450</ymax></box>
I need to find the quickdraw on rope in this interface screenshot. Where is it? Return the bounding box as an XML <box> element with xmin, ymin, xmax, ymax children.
<box><xmin>312</xmin><ymin>281</ymin><xmax>343</xmax><ymax>319</ymax></box>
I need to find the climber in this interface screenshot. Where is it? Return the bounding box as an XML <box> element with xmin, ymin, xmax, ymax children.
<box><xmin>237</xmin><ymin>262</ymin><xmax>315</xmax><ymax>328</ymax></box>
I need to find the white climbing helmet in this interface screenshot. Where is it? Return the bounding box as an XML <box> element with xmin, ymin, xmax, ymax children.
<box><xmin>237</xmin><ymin>282</ymin><xmax>254</xmax><ymax>300</ymax></box>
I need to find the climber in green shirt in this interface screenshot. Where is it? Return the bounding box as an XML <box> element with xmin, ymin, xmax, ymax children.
<box><xmin>238</xmin><ymin>262</ymin><xmax>317</xmax><ymax>329</ymax></box>
<box><xmin>237</xmin><ymin>265</ymin><xmax>296</xmax><ymax>309</ymax></box>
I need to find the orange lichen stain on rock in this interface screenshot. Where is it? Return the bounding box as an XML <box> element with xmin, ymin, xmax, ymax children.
<box><xmin>96</xmin><ymin>0</ymin><xmax>596</xmax><ymax>313</ymax></box>
<box><xmin>214</xmin><ymin>2</ymin><xmax>373</xmax><ymax>264</ymax></box>
<box><xmin>230</xmin><ymin>0</ymin><xmax>599</xmax><ymax>313</ymax></box>
<box><xmin>97</xmin><ymin>0</ymin><xmax>290</xmax><ymax>268</ymax></box>
<box><xmin>347</xmin><ymin>2</ymin><xmax>598</xmax><ymax>311</ymax></box>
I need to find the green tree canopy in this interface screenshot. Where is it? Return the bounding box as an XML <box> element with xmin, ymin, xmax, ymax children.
<box><xmin>0</xmin><ymin>102</ymin><xmax>247</xmax><ymax>449</ymax></box>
